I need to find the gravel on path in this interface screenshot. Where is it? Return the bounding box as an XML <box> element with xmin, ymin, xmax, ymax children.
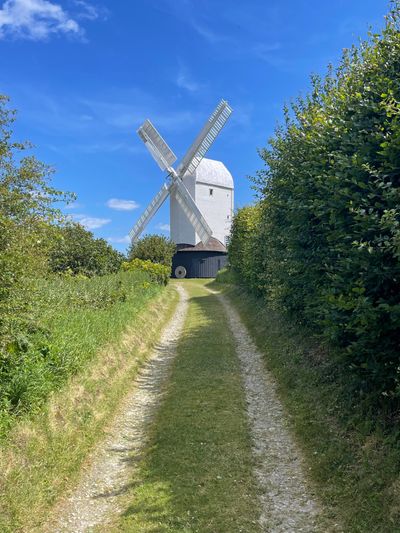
<box><xmin>215</xmin><ymin>290</ymin><xmax>326</xmax><ymax>532</ymax></box>
<box><xmin>46</xmin><ymin>285</ymin><xmax>188</xmax><ymax>533</ymax></box>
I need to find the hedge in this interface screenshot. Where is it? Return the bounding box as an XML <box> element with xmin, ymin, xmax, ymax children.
<box><xmin>229</xmin><ymin>3</ymin><xmax>400</xmax><ymax>408</ymax></box>
<box><xmin>122</xmin><ymin>258</ymin><xmax>170</xmax><ymax>286</ymax></box>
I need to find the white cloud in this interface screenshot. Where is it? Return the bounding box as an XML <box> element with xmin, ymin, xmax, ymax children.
<box><xmin>107</xmin><ymin>235</ymin><xmax>131</xmax><ymax>244</ymax></box>
<box><xmin>106</xmin><ymin>198</ymin><xmax>140</xmax><ymax>211</ymax></box>
<box><xmin>156</xmin><ymin>223</ymin><xmax>170</xmax><ymax>232</ymax></box>
<box><xmin>0</xmin><ymin>0</ymin><xmax>81</xmax><ymax>40</ymax></box>
<box><xmin>176</xmin><ymin>66</ymin><xmax>200</xmax><ymax>92</ymax></box>
<box><xmin>73</xmin><ymin>214</ymin><xmax>111</xmax><ymax>229</ymax></box>
<box><xmin>73</xmin><ymin>0</ymin><xmax>107</xmax><ymax>21</ymax></box>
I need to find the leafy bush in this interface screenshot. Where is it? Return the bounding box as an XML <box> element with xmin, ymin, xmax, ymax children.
<box><xmin>215</xmin><ymin>267</ymin><xmax>237</xmax><ymax>284</ymax></box>
<box><xmin>49</xmin><ymin>223</ymin><xmax>124</xmax><ymax>276</ymax></box>
<box><xmin>230</xmin><ymin>4</ymin><xmax>400</xmax><ymax>408</ymax></box>
<box><xmin>228</xmin><ymin>205</ymin><xmax>262</xmax><ymax>292</ymax></box>
<box><xmin>0</xmin><ymin>95</ymin><xmax>71</xmax><ymax>359</ymax></box>
<box><xmin>128</xmin><ymin>234</ymin><xmax>176</xmax><ymax>267</ymax></box>
<box><xmin>122</xmin><ymin>258</ymin><xmax>170</xmax><ymax>286</ymax></box>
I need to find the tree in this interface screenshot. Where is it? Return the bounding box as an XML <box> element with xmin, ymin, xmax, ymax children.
<box><xmin>49</xmin><ymin>223</ymin><xmax>124</xmax><ymax>276</ymax></box>
<box><xmin>127</xmin><ymin>234</ymin><xmax>176</xmax><ymax>267</ymax></box>
<box><xmin>0</xmin><ymin>94</ymin><xmax>72</xmax><ymax>355</ymax></box>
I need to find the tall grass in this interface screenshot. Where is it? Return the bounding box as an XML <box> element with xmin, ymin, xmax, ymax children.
<box><xmin>0</xmin><ymin>272</ymin><xmax>177</xmax><ymax>532</ymax></box>
<box><xmin>0</xmin><ymin>270</ymin><xmax>161</xmax><ymax>438</ymax></box>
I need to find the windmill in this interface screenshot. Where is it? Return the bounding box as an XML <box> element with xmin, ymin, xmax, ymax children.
<box><xmin>129</xmin><ymin>100</ymin><xmax>233</xmax><ymax>257</ymax></box>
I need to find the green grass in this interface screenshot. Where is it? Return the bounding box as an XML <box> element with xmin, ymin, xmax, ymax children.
<box><xmin>0</xmin><ymin>270</ymin><xmax>160</xmax><ymax>436</ymax></box>
<box><xmin>0</xmin><ymin>273</ymin><xmax>178</xmax><ymax>532</ymax></box>
<box><xmin>214</xmin><ymin>282</ymin><xmax>400</xmax><ymax>533</ymax></box>
<box><xmin>114</xmin><ymin>280</ymin><xmax>261</xmax><ymax>533</ymax></box>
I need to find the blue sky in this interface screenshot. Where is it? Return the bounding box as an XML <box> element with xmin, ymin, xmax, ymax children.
<box><xmin>0</xmin><ymin>0</ymin><xmax>390</xmax><ymax>251</ymax></box>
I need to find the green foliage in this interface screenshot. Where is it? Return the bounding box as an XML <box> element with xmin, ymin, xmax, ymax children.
<box><xmin>0</xmin><ymin>95</ymin><xmax>72</xmax><ymax>359</ymax></box>
<box><xmin>215</xmin><ymin>267</ymin><xmax>238</xmax><ymax>284</ymax></box>
<box><xmin>0</xmin><ymin>270</ymin><xmax>161</xmax><ymax>436</ymax></box>
<box><xmin>230</xmin><ymin>4</ymin><xmax>400</xmax><ymax>408</ymax></box>
<box><xmin>49</xmin><ymin>223</ymin><xmax>124</xmax><ymax>276</ymax></box>
<box><xmin>128</xmin><ymin>234</ymin><xmax>176</xmax><ymax>267</ymax></box>
<box><xmin>122</xmin><ymin>258</ymin><xmax>170</xmax><ymax>286</ymax></box>
<box><xmin>228</xmin><ymin>205</ymin><xmax>262</xmax><ymax>292</ymax></box>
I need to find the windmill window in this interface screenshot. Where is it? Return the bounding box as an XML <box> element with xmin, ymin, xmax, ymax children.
<box><xmin>209</xmin><ymin>188</ymin><xmax>213</xmax><ymax>196</ymax></box>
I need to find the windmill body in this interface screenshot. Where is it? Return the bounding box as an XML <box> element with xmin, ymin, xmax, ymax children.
<box><xmin>170</xmin><ymin>158</ymin><xmax>234</xmax><ymax>247</ymax></box>
<box><xmin>129</xmin><ymin>100</ymin><xmax>233</xmax><ymax>278</ymax></box>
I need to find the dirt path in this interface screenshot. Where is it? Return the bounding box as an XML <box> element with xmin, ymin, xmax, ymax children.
<box><xmin>210</xmin><ymin>287</ymin><xmax>325</xmax><ymax>532</ymax></box>
<box><xmin>46</xmin><ymin>285</ymin><xmax>188</xmax><ymax>533</ymax></box>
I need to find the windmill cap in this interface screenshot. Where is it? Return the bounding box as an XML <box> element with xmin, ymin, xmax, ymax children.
<box><xmin>192</xmin><ymin>158</ymin><xmax>234</xmax><ymax>189</ymax></box>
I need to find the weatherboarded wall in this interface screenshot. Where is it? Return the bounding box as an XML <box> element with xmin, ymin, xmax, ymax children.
<box><xmin>172</xmin><ymin>251</ymin><xmax>228</xmax><ymax>278</ymax></box>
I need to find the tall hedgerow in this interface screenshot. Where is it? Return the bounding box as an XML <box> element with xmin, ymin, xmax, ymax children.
<box><xmin>231</xmin><ymin>3</ymin><xmax>400</xmax><ymax>406</ymax></box>
<box><xmin>0</xmin><ymin>95</ymin><xmax>71</xmax><ymax>357</ymax></box>
<box><xmin>228</xmin><ymin>205</ymin><xmax>262</xmax><ymax>292</ymax></box>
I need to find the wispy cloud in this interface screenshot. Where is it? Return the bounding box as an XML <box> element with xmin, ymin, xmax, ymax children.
<box><xmin>190</xmin><ymin>20</ymin><xmax>228</xmax><ymax>44</ymax></box>
<box><xmin>156</xmin><ymin>223</ymin><xmax>170</xmax><ymax>232</ymax></box>
<box><xmin>176</xmin><ymin>67</ymin><xmax>199</xmax><ymax>93</ymax></box>
<box><xmin>73</xmin><ymin>214</ymin><xmax>111</xmax><ymax>229</ymax></box>
<box><xmin>107</xmin><ymin>235</ymin><xmax>131</xmax><ymax>244</ymax></box>
<box><xmin>106</xmin><ymin>198</ymin><xmax>140</xmax><ymax>211</ymax></box>
<box><xmin>0</xmin><ymin>0</ymin><xmax>105</xmax><ymax>41</ymax></box>
<box><xmin>73</xmin><ymin>0</ymin><xmax>108</xmax><ymax>21</ymax></box>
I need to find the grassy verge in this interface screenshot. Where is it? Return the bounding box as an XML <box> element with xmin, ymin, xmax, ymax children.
<box><xmin>214</xmin><ymin>281</ymin><xmax>400</xmax><ymax>532</ymax></box>
<box><xmin>0</xmin><ymin>277</ymin><xmax>178</xmax><ymax>532</ymax></box>
<box><xmin>113</xmin><ymin>280</ymin><xmax>261</xmax><ymax>533</ymax></box>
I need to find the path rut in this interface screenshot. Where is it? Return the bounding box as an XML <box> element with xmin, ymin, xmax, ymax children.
<box><xmin>214</xmin><ymin>289</ymin><xmax>326</xmax><ymax>532</ymax></box>
<box><xmin>46</xmin><ymin>285</ymin><xmax>188</xmax><ymax>533</ymax></box>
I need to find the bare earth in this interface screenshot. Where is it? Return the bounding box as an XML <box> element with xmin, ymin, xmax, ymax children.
<box><xmin>46</xmin><ymin>285</ymin><xmax>188</xmax><ymax>533</ymax></box>
<box><xmin>216</xmin><ymin>290</ymin><xmax>325</xmax><ymax>532</ymax></box>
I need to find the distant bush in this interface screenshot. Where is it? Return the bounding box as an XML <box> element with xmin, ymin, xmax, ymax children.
<box><xmin>122</xmin><ymin>258</ymin><xmax>170</xmax><ymax>285</ymax></box>
<box><xmin>49</xmin><ymin>223</ymin><xmax>124</xmax><ymax>277</ymax></box>
<box><xmin>229</xmin><ymin>4</ymin><xmax>400</xmax><ymax>408</ymax></box>
<box><xmin>128</xmin><ymin>234</ymin><xmax>176</xmax><ymax>267</ymax></box>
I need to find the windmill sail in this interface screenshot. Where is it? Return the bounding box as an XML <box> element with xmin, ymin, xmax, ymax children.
<box><xmin>129</xmin><ymin>183</ymin><xmax>171</xmax><ymax>242</ymax></box>
<box><xmin>137</xmin><ymin>120</ymin><xmax>177</xmax><ymax>171</ymax></box>
<box><xmin>129</xmin><ymin>99</ymin><xmax>232</xmax><ymax>246</ymax></box>
<box><xmin>176</xmin><ymin>100</ymin><xmax>232</xmax><ymax>178</ymax></box>
<box><xmin>173</xmin><ymin>179</ymin><xmax>212</xmax><ymax>245</ymax></box>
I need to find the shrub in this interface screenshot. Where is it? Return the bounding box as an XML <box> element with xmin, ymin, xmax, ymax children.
<box><xmin>122</xmin><ymin>258</ymin><xmax>170</xmax><ymax>285</ymax></box>
<box><xmin>230</xmin><ymin>3</ymin><xmax>400</xmax><ymax>408</ymax></box>
<box><xmin>128</xmin><ymin>234</ymin><xmax>176</xmax><ymax>267</ymax></box>
<box><xmin>49</xmin><ymin>223</ymin><xmax>124</xmax><ymax>276</ymax></box>
<box><xmin>0</xmin><ymin>95</ymin><xmax>72</xmax><ymax>359</ymax></box>
<box><xmin>228</xmin><ymin>205</ymin><xmax>262</xmax><ymax>293</ymax></box>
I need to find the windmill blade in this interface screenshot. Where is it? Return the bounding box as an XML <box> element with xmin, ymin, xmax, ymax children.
<box><xmin>173</xmin><ymin>179</ymin><xmax>212</xmax><ymax>245</ymax></box>
<box><xmin>176</xmin><ymin>99</ymin><xmax>232</xmax><ymax>178</ymax></box>
<box><xmin>137</xmin><ymin>119</ymin><xmax>177</xmax><ymax>171</ymax></box>
<box><xmin>129</xmin><ymin>183</ymin><xmax>171</xmax><ymax>242</ymax></box>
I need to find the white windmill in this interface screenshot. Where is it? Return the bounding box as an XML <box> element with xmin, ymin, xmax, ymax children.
<box><xmin>129</xmin><ymin>99</ymin><xmax>234</xmax><ymax>278</ymax></box>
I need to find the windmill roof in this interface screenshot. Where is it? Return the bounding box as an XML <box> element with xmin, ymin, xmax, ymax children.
<box><xmin>177</xmin><ymin>237</ymin><xmax>227</xmax><ymax>253</ymax></box>
<box><xmin>194</xmin><ymin>158</ymin><xmax>234</xmax><ymax>189</ymax></box>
